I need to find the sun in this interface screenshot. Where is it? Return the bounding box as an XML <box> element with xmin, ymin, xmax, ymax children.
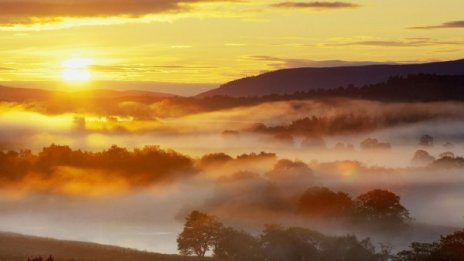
<box><xmin>61</xmin><ymin>58</ymin><xmax>94</xmax><ymax>83</ymax></box>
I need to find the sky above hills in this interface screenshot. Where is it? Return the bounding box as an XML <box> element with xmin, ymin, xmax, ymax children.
<box><xmin>0</xmin><ymin>0</ymin><xmax>463</xmax><ymax>94</ymax></box>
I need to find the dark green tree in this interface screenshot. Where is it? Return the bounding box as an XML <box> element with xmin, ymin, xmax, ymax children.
<box><xmin>177</xmin><ymin>211</ymin><xmax>223</xmax><ymax>257</ymax></box>
<box><xmin>394</xmin><ymin>231</ymin><xmax>464</xmax><ymax>261</ymax></box>
<box><xmin>354</xmin><ymin>189</ymin><xmax>411</xmax><ymax>227</ymax></box>
<box><xmin>320</xmin><ymin>235</ymin><xmax>379</xmax><ymax>261</ymax></box>
<box><xmin>396</xmin><ymin>242</ymin><xmax>438</xmax><ymax>261</ymax></box>
<box><xmin>419</xmin><ymin>135</ymin><xmax>434</xmax><ymax>147</ymax></box>
<box><xmin>435</xmin><ymin>230</ymin><xmax>464</xmax><ymax>260</ymax></box>
<box><xmin>259</xmin><ymin>224</ymin><xmax>324</xmax><ymax>261</ymax></box>
<box><xmin>214</xmin><ymin>227</ymin><xmax>261</xmax><ymax>261</ymax></box>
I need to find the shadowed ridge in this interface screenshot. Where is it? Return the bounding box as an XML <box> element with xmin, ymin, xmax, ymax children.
<box><xmin>197</xmin><ymin>59</ymin><xmax>464</xmax><ymax>98</ymax></box>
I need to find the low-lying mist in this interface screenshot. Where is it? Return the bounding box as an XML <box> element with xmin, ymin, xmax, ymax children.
<box><xmin>0</xmin><ymin>144</ymin><xmax>463</xmax><ymax>253</ymax></box>
<box><xmin>0</xmin><ymin>98</ymin><xmax>463</xmax><ymax>254</ymax></box>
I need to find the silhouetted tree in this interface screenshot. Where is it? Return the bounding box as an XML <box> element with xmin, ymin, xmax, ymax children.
<box><xmin>438</xmin><ymin>151</ymin><xmax>455</xmax><ymax>159</ymax></box>
<box><xmin>419</xmin><ymin>135</ymin><xmax>434</xmax><ymax>147</ymax></box>
<box><xmin>360</xmin><ymin>138</ymin><xmax>391</xmax><ymax>150</ymax></box>
<box><xmin>354</xmin><ymin>189</ymin><xmax>411</xmax><ymax>227</ymax></box>
<box><xmin>430</xmin><ymin>156</ymin><xmax>464</xmax><ymax>169</ymax></box>
<box><xmin>266</xmin><ymin>159</ymin><xmax>314</xmax><ymax>183</ymax></box>
<box><xmin>435</xmin><ymin>230</ymin><xmax>464</xmax><ymax>260</ymax></box>
<box><xmin>396</xmin><ymin>242</ymin><xmax>438</xmax><ymax>261</ymax></box>
<box><xmin>259</xmin><ymin>224</ymin><xmax>385</xmax><ymax>261</ymax></box>
<box><xmin>198</xmin><ymin>153</ymin><xmax>233</xmax><ymax>168</ymax></box>
<box><xmin>411</xmin><ymin>150</ymin><xmax>435</xmax><ymax>166</ymax></box>
<box><xmin>177</xmin><ymin>211</ymin><xmax>223</xmax><ymax>257</ymax></box>
<box><xmin>259</xmin><ymin>224</ymin><xmax>324</xmax><ymax>261</ymax></box>
<box><xmin>214</xmin><ymin>227</ymin><xmax>261</xmax><ymax>261</ymax></box>
<box><xmin>395</xmin><ymin>231</ymin><xmax>464</xmax><ymax>260</ymax></box>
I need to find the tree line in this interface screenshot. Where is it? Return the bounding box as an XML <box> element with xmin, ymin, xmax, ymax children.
<box><xmin>177</xmin><ymin>210</ymin><xmax>391</xmax><ymax>261</ymax></box>
<box><xmin>297</xmin><ymin>187</ymin><xmax>411</xmax><ymax>228</ymax></box>
<box><xmin>177</xmin><ymin>210</ymin><xmax>464</xmax><ymax>261</ymax></box>
<box><xmin>0</xmin><ymin>144</ymin><xmax>194</xmax><ymax>184</ymax></box>
<box><xmin>177</xmin><ymin>187</ymin><xmax>414</xmax><ymax>260</ymax></box>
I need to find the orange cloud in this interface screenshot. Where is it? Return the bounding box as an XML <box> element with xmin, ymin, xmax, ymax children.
<box><xmin>409</xmin><ymin>20</ymin><xmax>464</xmax><ymax>30</ymax></box>
<box><xmin>0</xmin><ymin>0</ymin><xmax>238</xmax><ymax>26</ymax></box>
<box><xmin>272</xmin><ymin>1</ymin><xmax>359</xmax><ymax>10</ymax></box>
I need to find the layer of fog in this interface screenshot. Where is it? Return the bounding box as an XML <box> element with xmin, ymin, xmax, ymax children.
<box><xmin>0</xmin><ymin>178</ymin><xmax>214</xmax><ymax>254</ymax></box>
<box><xmin>2</xmin><ymin>100</ymin><xmax>464</xmax><ymax>168</ymax></box>
<box><xmin>1</xmin><ymin>99</ymin><xmax>464</xmax><ymax>253</ymax></box>
<box><xmin>0</xmin><ymin>151</ymin><xmax>463</xmax><ymax>254</ymax></box>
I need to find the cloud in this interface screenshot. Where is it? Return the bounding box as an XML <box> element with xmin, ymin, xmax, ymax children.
<box><xmin>0</xmin><ymin>0</ymin><xmax>235</xmax><ymax>26</ymax></box>
<box><xmin>91</xmin><ymin>64</ymin><xmax>216</xmax><ymax>73</ymax></box>
<box><xmin>272</xmin><ymin>1</ymin><xmax>359</xmax><ymax>10</ymax></box>
<box><xmin>249</xmin><ymin>55</ymin><xmax>387</xmax><ymax>69</ymax></box>
<box><xmin>409</xmin><ymin>20</ymin><xmax>464</xmax><ymax>29</ymax></box>
<box><xmin>326</xmin><ymin>38</ymin><xmax>464</xmax><ymax>47</ymax></box>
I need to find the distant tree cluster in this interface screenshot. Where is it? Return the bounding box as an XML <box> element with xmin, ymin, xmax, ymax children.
<box><xmin>412</xmin><ymin>150</ymin><xmax>436</xmax><ymax>166</ymax></box>
<box><xmin>177</xmin><ymin>211</ymin><xmax>391</xmax><ymax>261</ymax></box>
<box><xmin>197</xmin><ymin>152</ymin><xmax>277</xmax><ymax>169</ymax></box>
<box><xmin>298</xmin><ymin>187</ymin><xmax>412</xmax><ymax>228</ymax></box>
<box><xmin>0</xmin><ymin>144</ymin><xmax>195</xmax><ymax>186</ymax></box>
<box><xmin>412</xmin><ymin>134</ymin><xmax>464</xmax><ymax>168</ymax></box>
<box><xmin>251</xmin><ymin>114</ymin><xmax>382</xmax><ymax>138</ymax></box>
<box><xmin>360</xmin><ymin>138</ymin><xmax>391</xmax><ymax>150</ymax></box>
<box><xmin>419</xmin><ymin>135</ymin><xmax>434</xmax><ymax>147</ymax></box>
<box><xmin>429</xmin><ymin>156</ymin><xmax>464</xmax><ymax>169</ymax></box>
<box><xmin>249</xmin><ymin>111</ymin><xmax>440</xmax><ymax>141</ymax></box>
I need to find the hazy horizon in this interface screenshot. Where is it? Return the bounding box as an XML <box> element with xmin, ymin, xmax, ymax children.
<box><xmin>0</xmin><ymin>80</ymin><xmax>218</xmax><ymax>96</ymax></box>
<box><xmin>1</xmin><ymin>1</ymin><xmax>464</xmax><ymax>260</ymax></box>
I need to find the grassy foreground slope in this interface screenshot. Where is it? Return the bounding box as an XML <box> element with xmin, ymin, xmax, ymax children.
<box><xmin>0</xmin><ymin>232</ymin><xmax>199</xmax><ymax>261</ymax></box>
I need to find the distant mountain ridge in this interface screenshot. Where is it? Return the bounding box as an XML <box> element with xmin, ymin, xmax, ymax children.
<box><xmin>198</xmin><ymin>59</ymin><xmax>464</xmax><ymax>97</ymax></box>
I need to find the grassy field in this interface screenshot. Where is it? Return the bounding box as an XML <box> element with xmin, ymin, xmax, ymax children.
<box><xmin>0</xmin><ymin>232</ymin><xmax>200</xmax><ymax>261</ymax></box>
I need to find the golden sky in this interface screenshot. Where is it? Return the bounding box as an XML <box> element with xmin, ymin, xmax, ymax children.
<box><xmin>0</xmin><ymin>0</ymin><xmax>463</xmax><ymax>93</ymax></box>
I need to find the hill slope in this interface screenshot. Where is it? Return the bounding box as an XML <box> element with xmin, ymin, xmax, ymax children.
<box><xmin>0</xmin><ymin>232</ymin><xmax>199</xmax><ymax>261</ymax></box>
<box><xmin>198</xmin><ymin>59</ymin><xmax>464</xmax><ymax>97</ymax></box>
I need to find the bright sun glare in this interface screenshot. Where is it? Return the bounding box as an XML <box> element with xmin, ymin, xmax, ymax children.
<box><xmin>61</xmin><ymin>58</ymin><xmax>94</xmax><ymax>82</ymax></box>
